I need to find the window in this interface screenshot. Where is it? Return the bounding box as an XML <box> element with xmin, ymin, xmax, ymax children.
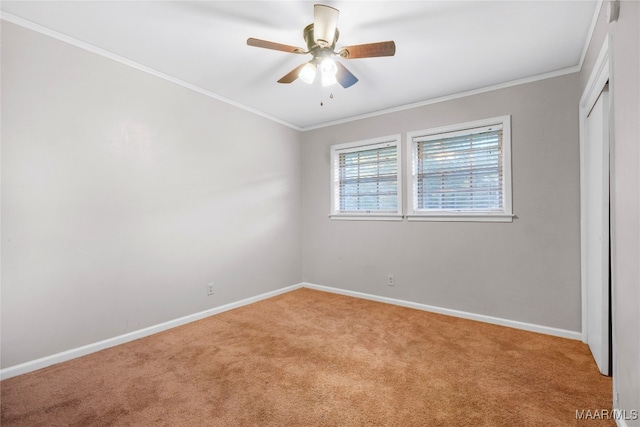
<box><xmin>407</xmin><ymin>116</ymin><xmax>513</xmax><ymax>222</ymax></box>
<box><xmin>330</xmin><ymin>135</ymin><xmax>402</xmax><ymax>220</ymax></box>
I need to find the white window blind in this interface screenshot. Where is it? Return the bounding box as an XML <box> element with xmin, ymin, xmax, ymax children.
<box><xmin>414</xmin><ymin>125</ymin><xmax>503</xmax><ymax>211</ymax></box>
<box><xmin>338</xmin><ymin>145</ymin><xmax>397</xmax><ymax>212</ymax></box>
<box><xmin>330</xmin><ymin>136</ymin><xmax>402</xmax><ymax>220</ymax></box>
<box><xmin>407</xmin><ymin>116</ymin><xmax>512</xmax><ymax>221</ymax></box>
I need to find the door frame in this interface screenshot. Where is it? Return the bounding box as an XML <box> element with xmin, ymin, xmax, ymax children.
<box><xmin>579</xmin><ymin>33</ymin><xmax>615</xmax><ymax>374</ymax></box>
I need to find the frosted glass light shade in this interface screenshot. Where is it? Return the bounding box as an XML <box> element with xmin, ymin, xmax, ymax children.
<box><xmin>299</xmin><ymin>62</ymin><xmax>317</xmax><ymax>84</ymax></box>
<box><xmin>322</xmin><ymin>72</ymin><xmax>337</xmax><ymax>87</ymax></box>
<box><xmin>320</xmin><ymin>57</ymin><xmax>338</xmax><ymax>76</ymax></box>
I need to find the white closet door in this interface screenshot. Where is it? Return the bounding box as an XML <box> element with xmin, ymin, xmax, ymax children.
<box><xmin>584</xmin><ymin>85</ymin><xmax>610</xmax><ymax>376</ymax></box>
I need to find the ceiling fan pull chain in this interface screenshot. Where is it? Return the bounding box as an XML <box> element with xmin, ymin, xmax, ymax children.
<box><xmin>320</xmin><ymin>91</ymin><xmax>334</xmax><ymax>106</ymax></box>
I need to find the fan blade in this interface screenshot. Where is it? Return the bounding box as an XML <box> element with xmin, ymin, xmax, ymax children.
<box><xmin>247</xmin><ymin>38</ymin><xmax>305</xmax><ymax>54</ymax></box>
<box><xmin>338</xmin><ymin>41</ymin><xmax>396</xmax><ymax>59</ymax></box>
<box><xmin>335</xmin><ymin>62</ymin><xmax>358</xmax><ymax>88</ymax></box>
<box><xmin>277</xmin><ymin>63</ymin><xmax>307</xmax><ymax>84</ymax></box>
<box><xmin>314</xmin><ymin>4</ymin><xmax>339</xmax><ymax>47</ymax></box>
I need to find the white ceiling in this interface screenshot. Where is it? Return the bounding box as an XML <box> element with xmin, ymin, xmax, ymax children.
<box><xmin>1</xmin><ymin>1</ymin><xmax>598</xmax><ymax>130</ymax></box>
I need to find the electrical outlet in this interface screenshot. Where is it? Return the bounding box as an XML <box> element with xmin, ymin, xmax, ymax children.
<box><xmin>207</xmin><ymin>283</ymin><xmax>214</xmax><ymax>296</ymax></box>
<box><xmin>387</xmin><ymin>274</ymin><xmax>395</xmax><ymax>286</ymax></box>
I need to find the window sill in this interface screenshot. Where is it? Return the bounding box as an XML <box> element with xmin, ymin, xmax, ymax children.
<box><xmin>406</xmin><ymin>213</ymin><xmax>514</xmax><ymax>223</ymax></box>
<box><xmin>329</xmin><ymin>214</ymin><xmax>404</xmax><ymax>221</ymax></box>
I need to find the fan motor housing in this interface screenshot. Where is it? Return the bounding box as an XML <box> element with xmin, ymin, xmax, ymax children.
<box><xmin>303</xmin><ymin>24</ymin><xmax>339</xmax><ymax>55</ymax></box>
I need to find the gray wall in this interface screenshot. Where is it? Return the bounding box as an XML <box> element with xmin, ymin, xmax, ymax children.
<box><xmin>580</xmin><ymin>1</ymin><xmax>640</xmax><ymax>420</ymax></box>
<box><xmin>1</xmin><ymin>22</ymin><xmax>303</xmax><ymax>368</ymax></box>
<box><xmin>301</xmin><ymin>74</ymin><xmax>582</xmax><ymax>333</ymax></box>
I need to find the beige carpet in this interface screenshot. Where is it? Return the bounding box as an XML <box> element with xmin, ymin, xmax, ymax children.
<box><xmin>1</xmin><ymin>288</ymin><xmax>613</xmax><ymax>426</ymax></box>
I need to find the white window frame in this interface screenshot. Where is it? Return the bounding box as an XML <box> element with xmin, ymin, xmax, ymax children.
<box><xmin>330</xmin><ymin>135</ymin><xmax>403</xmax><ymax>221</ymax></box>
<box><xmin>406</xmin><ymin>116</ymin><xmax>513</xmax><ymax>222</ymax></box>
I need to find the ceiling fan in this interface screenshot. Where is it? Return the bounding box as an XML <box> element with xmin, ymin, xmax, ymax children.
<box><xmin>247</xmin><ymin>4</ymin><xmax>396</xmax><ymax>89</ymax></box>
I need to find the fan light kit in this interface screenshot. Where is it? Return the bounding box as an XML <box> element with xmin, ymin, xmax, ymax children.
<box><xmin>247</xmin><ymin>4</ymin><xmax>396</xmax><ymax>89</ymax></box>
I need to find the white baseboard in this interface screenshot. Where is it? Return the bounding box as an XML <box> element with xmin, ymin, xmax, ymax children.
<box><xmin>301</xmin><ymin>282</ymin><xmax>582</xmax><ymax>341</ymax></box>
<box><xmin>0</xmin><ymin>283</ymin><xmax>303</xmax><ymax>380</ymax></box>
<box><xmin>1</xmin><ymin>281</ymin><xmax>582</xmax><ymax>380</ymax></box>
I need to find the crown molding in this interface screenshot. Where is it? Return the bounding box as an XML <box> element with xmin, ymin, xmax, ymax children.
<box><xmin>0</xmin><ymin>12</ymin><xmax>303</xmax><ymax>131</ymax></box>
<box><xmin>2</xmin><ymin>7</ymin><xmax>597</xmax><ymax>133</ymax></box>
<box><xmin>301</xmin><ymin>65</ymin><xmax>581</xmax><ymax>131</ymax></box>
